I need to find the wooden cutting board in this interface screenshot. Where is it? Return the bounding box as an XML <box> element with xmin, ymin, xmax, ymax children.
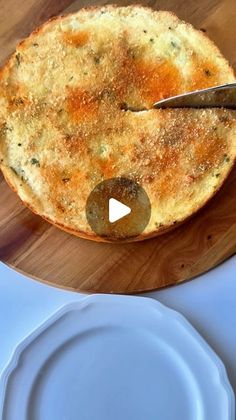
<box><xmin>0</xmin><ymin>0</ymin><xmax>235</xmax><ymax>293</ymax></box>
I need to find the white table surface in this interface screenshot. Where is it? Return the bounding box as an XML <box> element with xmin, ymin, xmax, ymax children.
<box><xmin>0</xmin><ymin>257</ymin><xmax>235</xmax><ymax>406</ymax></box>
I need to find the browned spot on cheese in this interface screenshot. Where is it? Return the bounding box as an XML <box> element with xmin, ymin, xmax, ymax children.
<box><xmin>190</xmin><ymin>57</ymin><xmax>221</xmax><ymax>90</ymax></box>
<box><xmin>42</xmin><ymin>165</ymin><xmax>82</xmax><ymax>215</ymax></box>
<box><xmin>56</xmin><ymin>201</ymin><xmax>66</xmax><ymax>213</ymax></box>
<box><xmin>41</xmin><ymin>165</ymin><xmax>60</xmax><ymax>192</ymax></box>
<box><xmin>63</xmin><ymin>30</ymin><xmax>89</xmax><ymax>47</ymax></box>
<box><xmin>135</xmin><ymin>59</ymin><xmax>182</xmax><ymax>104</ymax></box>
<box><xmin>0</xmin><ymin>69</ymin><xmax>4</xmax><ymax>82</ymax></box>
<box><xmin>9</xmin><ymin>95</ymin><xmax>29</xmax><ymax>109</ymax></box>
<box><xmin>68</xmin><ymin>170</ymin><xmax>86</xmax><ymax>193</ymax></box>
<box><xmin>114</xmin><ymin>50</ymin><xmax>181</xmax><ymax>107</ymax></box>
<box><xmin>98</xmin><ymin>157</ymin><xmax>117</xmax><ymax>178</ymax></box>
<box><xmin>193</xmin><ymin>132</ymin><xmax>225</xmax><ymax>170</ymax></box>
<box><xmin>156</xmin><ymin>174</ymin><xmax>176</xmax><ymax>199</ymax></box>
<box><xmin>61</xmin><ymin>134</ymin><xmax>89</xmax><ymax>156</ymax></box>
<box><xmin>67</xmin><ymin>88</ymin><xmax>99</xmax><ymax>121</ymax></box>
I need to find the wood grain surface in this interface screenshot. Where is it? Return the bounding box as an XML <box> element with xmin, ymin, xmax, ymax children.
<box><xmin>0</xmin><ymin>0</ymin><xmax>235</xmax><ymax>293</ymax></box>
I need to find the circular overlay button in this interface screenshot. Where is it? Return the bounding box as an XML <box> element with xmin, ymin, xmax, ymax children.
<box><xmin>86</xmin><ymin>177</ymin><xmax>151</xmax><ymax>241</ymax></box>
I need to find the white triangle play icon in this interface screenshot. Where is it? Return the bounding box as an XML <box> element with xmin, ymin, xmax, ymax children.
<box><xmin>109</xmin><ymin>198</ymin><xmax>131</xmax><ymax>223</ymax></box>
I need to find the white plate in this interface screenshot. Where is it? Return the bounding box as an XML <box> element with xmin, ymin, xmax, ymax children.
<box><xmin>0</xmin><ymin>295</ymin><xmax>234</xmax><ymax>420</ymax></box>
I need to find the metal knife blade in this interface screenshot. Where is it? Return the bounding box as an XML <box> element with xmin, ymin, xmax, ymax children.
<box><xmin>153</xmin><ymin>83</ymin><xmax>236</xmax><ymax>109</ymax></box>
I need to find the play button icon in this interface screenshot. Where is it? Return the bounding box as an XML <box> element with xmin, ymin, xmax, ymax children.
<box><xmin>86</xmin><ymin>177</ymin><xmax>151</xmax><ymax>242</ymax></box>
<box><xmin>109</xmin><ymin>198</ymin><xmax>131</xmax><ymax>223</ymax></box>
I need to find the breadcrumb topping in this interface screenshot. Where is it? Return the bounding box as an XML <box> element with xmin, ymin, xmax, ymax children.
<box><xmin>0</xmin><ymin>5</ymin><xmax>235</xmax><ymax>237</ymax></box>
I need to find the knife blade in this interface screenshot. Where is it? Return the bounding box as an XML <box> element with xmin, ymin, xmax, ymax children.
<box><xmin>153</xmin><ymin>83</ymin><xmax>236</xmax><ymax>109</ymax></box>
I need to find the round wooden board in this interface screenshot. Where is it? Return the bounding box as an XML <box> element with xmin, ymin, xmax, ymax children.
<box><xmin>0</xmin><ymin>0</ymin><xmax>236</xmax><ymax>293</ymax></box>
<box><xmin>0</xmin><ymin>166</ymin><xmax>236</xmax><ymax>294</ymax></box>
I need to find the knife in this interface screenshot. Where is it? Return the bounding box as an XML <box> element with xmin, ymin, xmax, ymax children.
<box><xmin>153</xmin><ymin>83</ymin><xmax>236</xmax><ymax>109</ymax></box>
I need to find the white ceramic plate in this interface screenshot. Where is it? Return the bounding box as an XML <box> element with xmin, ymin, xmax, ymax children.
<box><xmin>0</xmin><ymin>295</ymin><xmax>234</xmax><ymax>420</ymax></box>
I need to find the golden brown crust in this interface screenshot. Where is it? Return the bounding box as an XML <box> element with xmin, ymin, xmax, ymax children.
<box><xmin>0</xmin><ymin>5</ymin><xmax>236</xmax><ymax>242</ymax></box>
